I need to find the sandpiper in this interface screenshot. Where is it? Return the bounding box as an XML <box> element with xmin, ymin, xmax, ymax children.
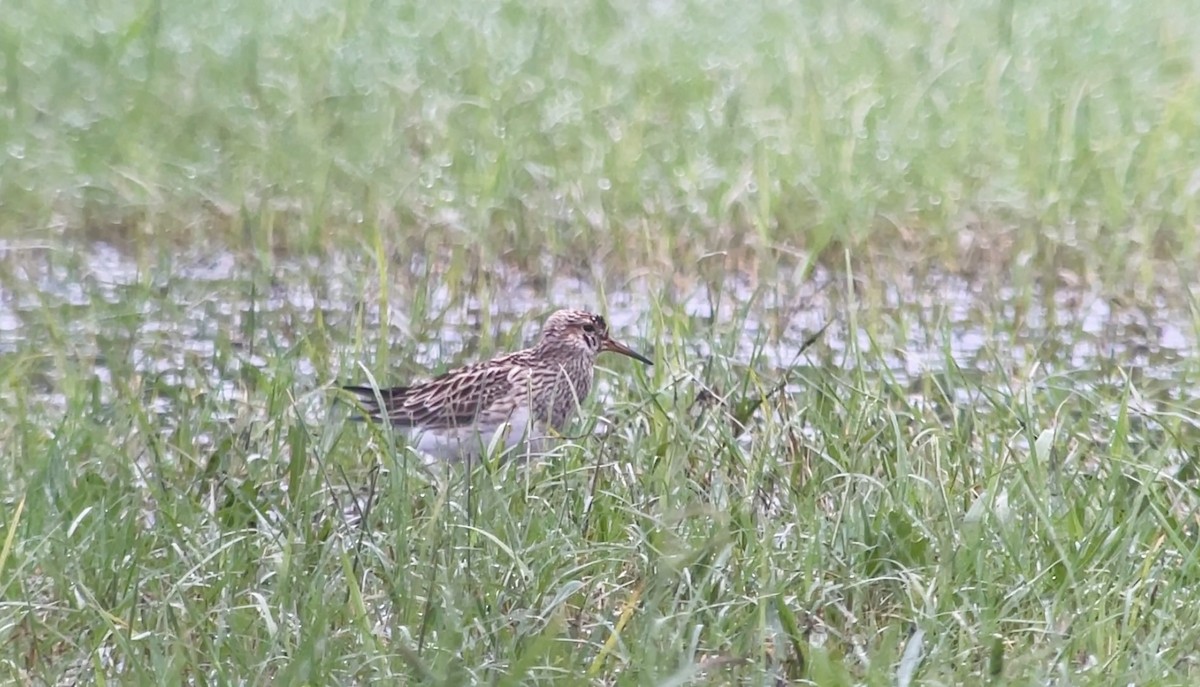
<box><xmin>344</xmin><ymin>309</ymin><xmax>652</xmax><ymax>461</ymax></box>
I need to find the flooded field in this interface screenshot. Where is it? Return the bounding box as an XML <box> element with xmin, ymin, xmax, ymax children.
<box><xmin>4</xmin><ymin>239</ymin><xmax>1196</xmax><ymax>415</ymax></box>
<box><xmin>6</xmin><ymin>235</ymin><xmax>1200</xmax><ymax>683</ymax></box>
<box><xmin>6</xmin><ymin>0</ymin><xmax>1200</xmax><ymax>681</ymax></box>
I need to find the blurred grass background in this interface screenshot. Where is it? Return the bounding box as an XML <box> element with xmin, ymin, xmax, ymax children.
<box><xmin>3</xmin><ymin>0</ymin><xmax>1199</xmax><ymax>282</ymax></box>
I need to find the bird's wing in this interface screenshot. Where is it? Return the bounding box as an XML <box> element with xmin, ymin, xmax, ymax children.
<box><xmin>345</xmin><ymin>357</ymin><xmax>532</xmax><ymax>430</ymax></box>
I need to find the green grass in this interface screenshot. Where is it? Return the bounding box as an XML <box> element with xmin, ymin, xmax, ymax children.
<box><xmin>4</xmin><ymin>0</ymin><xmax>1200</xmax><ymax>279</ymax></box>
<box><xmin>4</xmin><ymin>0</ymin><xmax>1200</xmax><ymax>684</ymax></box>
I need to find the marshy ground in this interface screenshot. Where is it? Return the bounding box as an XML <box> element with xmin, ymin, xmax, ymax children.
<box><xmin>3</xmin><ymin>0</ymin><xmax>1200</xmax><ymax>684</ymax></box>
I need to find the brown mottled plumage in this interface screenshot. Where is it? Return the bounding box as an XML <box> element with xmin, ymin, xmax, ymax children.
<box><xmin>343</xmin><ymin>309</ymin><xmax>652</xmax><ymax>461</ymax></box>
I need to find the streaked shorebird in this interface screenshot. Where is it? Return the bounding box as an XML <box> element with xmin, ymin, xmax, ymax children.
<box><xmin>344</xmin><ymin>309</ymin><xmax>652</xmax><ymax>461</ymax></box>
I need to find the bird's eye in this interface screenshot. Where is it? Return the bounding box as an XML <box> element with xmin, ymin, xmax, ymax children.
<box><xmin>581</xmin><ymin>324</ymin><xmax>596</xmax><ymax>334</ymax></box>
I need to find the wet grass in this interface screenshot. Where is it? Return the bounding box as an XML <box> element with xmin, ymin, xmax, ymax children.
<box><xmin>4</xmin><ymin>0</ymin><xmax>1200</xmax><ymax>684</ymax></box>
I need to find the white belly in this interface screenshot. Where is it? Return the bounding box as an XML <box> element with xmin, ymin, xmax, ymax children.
<box><xmin>404</xmin><ymin>407</ymin><xmax>550</xmax><ymax>463</ymax></box>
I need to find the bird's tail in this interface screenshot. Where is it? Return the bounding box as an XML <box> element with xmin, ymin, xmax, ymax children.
<box><xmin>341</xmin><ymin>385</ymin><xmax>388</xmax><ymax>423</ymax></box>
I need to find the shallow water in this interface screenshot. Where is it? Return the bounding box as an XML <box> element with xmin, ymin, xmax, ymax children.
<box><xmin>1</xmin><ymin>239</ymin><xmax>1197</xmax><ymax>427</ymax></box>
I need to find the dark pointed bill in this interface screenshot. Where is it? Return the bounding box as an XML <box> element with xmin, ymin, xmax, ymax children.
<box><xmin>601</xmin><ymin>336</ymin><xmax>653</xmax><ymax>365</ymax></box>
